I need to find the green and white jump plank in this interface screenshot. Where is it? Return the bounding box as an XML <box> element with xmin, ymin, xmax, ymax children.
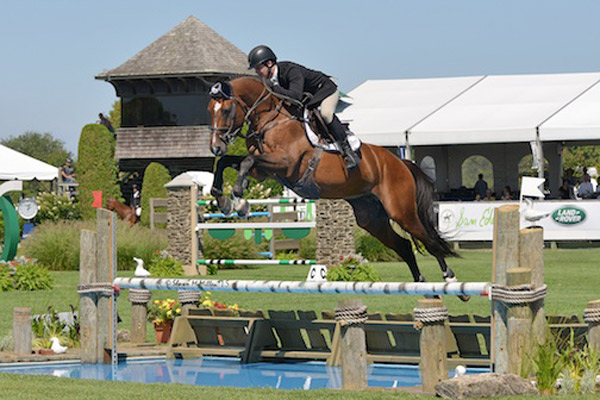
<box><xmin>197</xmin><ymin>259</ymin><xmax>317</xmax><ymax>265</ymax></box>
<box><xmin>198</xmin><ymin>198</ymin><xmax>315</xmax><ymax>206</ymax></box>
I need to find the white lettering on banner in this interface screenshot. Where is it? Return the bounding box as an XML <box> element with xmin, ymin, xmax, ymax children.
<box><xmin>438</xmin><ymin>201</ymin><xmax>599</xmax><ymax>241</ymax></box>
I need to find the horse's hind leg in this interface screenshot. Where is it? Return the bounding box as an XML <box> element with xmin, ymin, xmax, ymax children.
<box><xmin>347</xmin><ymin>195</ymin><xmax>425</xmax><ymax>283</ymax></box>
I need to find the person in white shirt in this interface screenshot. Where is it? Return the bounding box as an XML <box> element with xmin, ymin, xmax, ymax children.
<box><xmin>577</xmin><ymin>174</ymin><xmax>595</xmax><ymax>199</ymax></box>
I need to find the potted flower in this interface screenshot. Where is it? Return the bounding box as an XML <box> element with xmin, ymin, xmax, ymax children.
<box><xmin>147</xmin><ymin>298</ymin><xmax>182</xmax><ymax>343</ymax></box>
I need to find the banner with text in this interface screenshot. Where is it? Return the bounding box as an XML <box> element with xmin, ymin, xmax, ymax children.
<box><xmin>437</xmin><ymin>200</ymin><xmax>600</xmax><ymax>241</ymax></box>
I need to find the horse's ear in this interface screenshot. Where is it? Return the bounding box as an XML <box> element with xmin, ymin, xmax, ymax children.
<box><xmin>209</xmin><ymin>81</ymin><xmax>233</xmax><ymax>99</ymax></box>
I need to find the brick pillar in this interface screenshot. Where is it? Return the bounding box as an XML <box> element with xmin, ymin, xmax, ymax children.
<box><xmin>316</xmin><ymin>199</ymin><xmax>355</xmax><ymax>266</ymax></box>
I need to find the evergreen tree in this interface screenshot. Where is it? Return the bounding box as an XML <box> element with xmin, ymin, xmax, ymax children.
<box><xmin>77</xmin><ymin>124</ymin><xmax>121</xmax><ymax>219</ymax></box>
<box><xmin>1</xmin><ymin>131</ymin><xmax>72</xmax><ymax>167</ymax></box>
<box><xmin>140</xmin><ymin>162</ymin><xmax>171</xmax><ymax>226</ymax></box>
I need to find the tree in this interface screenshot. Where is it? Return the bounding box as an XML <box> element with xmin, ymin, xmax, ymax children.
<box><xmin>140</xmin><ymin>162</ymin><xmax>171</xmax><ymax>226</ymax></box>
<box><xmin>1</xmin><ymin>131</ymin><xmax>73</xmax><ymax>167</ymax></box>
<box><xmin>563</xmin><ymin>145</ymin><xmax>600</xmax><ymax>174</ymax></box>
<box><xmin>77</xmin><ymin>124</ymin><xmax>121</xmax><ymax>219</ymax></box>
<box><xmin>108</xmin><ymin>100</ymin><xmax>121</xmax><ymax>130</ymax></box>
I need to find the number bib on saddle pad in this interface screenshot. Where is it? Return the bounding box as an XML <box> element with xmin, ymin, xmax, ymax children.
<box><xmin>303</xmin><ymin>109</ymin><xmax>362</xmax><ymax>153</ymax></box>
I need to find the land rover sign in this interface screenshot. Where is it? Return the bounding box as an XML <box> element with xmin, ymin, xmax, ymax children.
<box><xmin>552</xmin><ymin>206</ymin><xmax>586</xmax><ymax>225</ymax></box>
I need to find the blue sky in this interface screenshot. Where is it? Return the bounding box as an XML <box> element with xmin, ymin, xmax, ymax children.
<box><xmin>1</xmin><ymin>0</ymin><xmax>600</xmax><ymax>154</ymax></box>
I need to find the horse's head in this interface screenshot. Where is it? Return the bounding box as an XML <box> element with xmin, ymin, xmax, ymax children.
<box><xmin>106</xmin><ymin>198</ymin><xmax>117</xmax><ymax>210</ymax></box>
<box><xmin>207</xmin><ymin>81</ymin><xmax>247</xmax><ymax>156</ymax></box>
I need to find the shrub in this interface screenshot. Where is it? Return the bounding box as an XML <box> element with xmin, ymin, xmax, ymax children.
<box><xmin>298</xmin><ymin>230</ymin><xmax>316</xmax><ymax>259</ymax></box>
<box><xmin>0</xmin><ymin>264</ymin><xmax>14</xmax><ymax>292</ymax></box>
<box><xmin>326</xmin><ymin>255</ymin><xmax>381</xmax><ymax>282</ymax></box>
<box><xmin>34</xmin><ymin>192</ymin><xmax>81</xmax><ymax>223</ymax></box>
<box><xmin>31</xmin><ymin>306</ymin><xmax>79</xmax><ymax>348</ymax></box>
<box><xmin>19</xmin><ymin>220</ymin><xmax>167</xmax><ymax>271</ymax></box>
<box><xmin>147</xmin><ymin>298</ymin><xmax>182</xmax><ymax>325</ymax></box>
<box><xmin>140</xmin><ymin>162</ymin><xmax>171</xmax><ymax>227</ymax></box>
<box><xmin>355</xmin><ymin>227</ymin><xmax>401</xmax><ymax>262</ymax></box>
<box><xmin>201</xmin><ymin>232</ymin><xmax>263</xmax><ymax>267</ymax></box>
<box><xmin>148</xmin><ymin>251</ymin><xmax>184</xmax><ymax>277</ymax></box>
<box><xmin>11</xmin><ymin>258</ymin><xmax>53</xmax><ymax>291</ymax></box>
<box><xmin>77</xmin><ymin>124</ymin><xmax>121</xmax><ymax>219</ymax></box>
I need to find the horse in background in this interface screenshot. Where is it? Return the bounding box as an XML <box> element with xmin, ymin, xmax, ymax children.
<box><xmin>106</xmin><ymin>198</ymin><xmax>138</xmax><ymax>226</ymax></box>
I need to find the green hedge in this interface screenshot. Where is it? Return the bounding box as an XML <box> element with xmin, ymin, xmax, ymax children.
<box><xmin>140</xmin><ymin>162</ymin><xmax>171</xmax><ymax>226</ymax></box>
<box><xmin>19</xmin><ymin>220</ymin><xmax>167</xmax><ymax>270</ymax></box>
<box><xmin>77</xmin><ymin>124</ymin><xmax>121</xmax><ymax>219</ymax></box>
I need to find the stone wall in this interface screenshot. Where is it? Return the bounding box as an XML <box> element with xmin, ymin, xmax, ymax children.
<box><xmin>166</xmin><ymin>187</ymin><xmax>192</xmax><ymax>265</ymax></box>
<box><xmin>316</xmin><ymin>199</ymin><xmax>356</xmax><ymax>266</ymax></box>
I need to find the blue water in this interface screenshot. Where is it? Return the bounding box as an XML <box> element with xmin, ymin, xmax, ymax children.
<box><xmin>0</xmin><ymin>357</ymin><xmax>488</xmax><ymax>390</ymax></box>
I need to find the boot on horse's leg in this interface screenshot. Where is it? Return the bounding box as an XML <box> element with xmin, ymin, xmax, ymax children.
<box><xmin>327</xmin><ymin>117</ymin><xmax>361</xmax><ymax>170</ymax></box>
<box><xmin>210</xmin><ymin>187</ymin><xmax>233</xmax><ymax>216</ymax></box>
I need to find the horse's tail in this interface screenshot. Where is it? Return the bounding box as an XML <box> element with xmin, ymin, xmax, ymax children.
<box><xmin>402</xmin><ymin>160</ymin><xmax>458</xmax><ymax>258</ymax></box>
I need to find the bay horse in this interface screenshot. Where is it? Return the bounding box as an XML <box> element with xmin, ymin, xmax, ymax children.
<box><xmin>106</xmin><ymin>198</ymin><xmax>138</xmax><ymax>226</ymax></box>
<box><xmin>207</xmin><ymin>77</ymin><xmax>467</xmax><ymax>300</ymax></box>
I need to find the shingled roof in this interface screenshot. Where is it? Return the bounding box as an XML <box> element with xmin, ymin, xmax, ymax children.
<box><xmin>96</xmin><ymin>16</ymin><xmax>249</xmax><ymax>79</ymax></box>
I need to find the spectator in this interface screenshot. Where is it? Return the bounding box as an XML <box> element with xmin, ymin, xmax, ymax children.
<box><xmin>564</xmin><ymin>168</ymin><xmax>576</xmax><ymax>187</ymax></box>
<box><xmin>473</xmin><ymin>173</ymin><xmax>488</xmax><ymax>199</ymax></box>
<box><xmin>98</xmin><ymin>113</ymin><xmax>115</xmax><ymax>134</ymax></box>
<box><xmin>131</xmin><ymin>184</ymin><xmax>141</xmax><ymax>217</ymax></box>
<box><xmin>483</xmin><ymin>188</ymin><xmax>495</xmax><ymax>201</ymax></box>
<box><xmin>558</xmin><ymin>179</ymin><xmax>575</xmax><ymax>200</ymax></box>
<box><xmin>577</xmin><ymin>174</ymin><xmax>595</xmax><ymax>199</ymax></box>
<box><xmin>501</xmin><ymin>186</ymin><xmax>514</xmax><ymax>201</ymax></box>
<box><xmin>61</xmin><ymin>159</ymin><xmax>76</xmax><ymax>182</ymax></box>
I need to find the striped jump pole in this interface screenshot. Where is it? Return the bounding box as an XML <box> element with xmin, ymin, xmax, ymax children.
<box><xmin>198</xmin><ymin>259</ymin><xmax>317</xmax><ymax>265</ymax></box>
<box><xmin>198</xmin><ymin>198</ymin><xmax>315</xmax><ymax>206</ymax></box>
<box><xmin>196</xmin><ymin>221</ymin><xmax>316</xmax><ymax>230</ymax></box>
<box><xmin>202</xmin><ymin>211</ymin><xmax>270</xmax><ymax>219</ymax></box>
<box><xmin>113</xmin><ymin>277</ymin><xmax>491</xmax><ymax>297</ymax></box>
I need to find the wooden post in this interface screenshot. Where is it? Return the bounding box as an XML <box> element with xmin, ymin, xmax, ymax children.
<box><xmin>492</xmin><ymin>205</ymin><xmax>520</xmax><ymax>374</ymax></box>
<box><xmin>519</xmin><ymin>227</ymin><xmax>545</xmax><ymax>345</ymax></box>
<box><xmin>79</xmin><ymin>229</ymin><xmax>98</xmax><ymax>363</ymax></box>
<box><xmin>191</xmin><ymin>185</ymin><xmax>203</xmax><ymax>275</ymax></box>
<box><xmin>418</xmin><ymin>298</ymin><xmax>448</xmax><ymax>393</ymax></box>
<box><xmin>13</xmin><ymin>307</ymin><xmax>31</xmax><ymax>356</ymax></box>
<box><xmin>128</xmin><ymin>289</ymin><xmax>151</xmax><ymax>344</ymax></box>
<box><xmin>338</xmin><ymin>299</ymin><xmax>367</xmax><ymax>390</ymax></box>
<box><xmin>585</xmin><ymin>300</ymin><xmax>600</xmax><ymax>352</ymax></box>
<box><xmin>506</xmin><ymin>267</ymin><xmax>533</xmax><ymax>375</ymax></box>
<box><xmin>97</xmin><ymin>209</ymin><xmax>117</xmax><ymax>363</ymax></box>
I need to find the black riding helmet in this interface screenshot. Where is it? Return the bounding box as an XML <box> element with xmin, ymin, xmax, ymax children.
<box><xmin>248</xmin><ymin>45</ymin><xmax>277</xmax><ymax>69</ymax></box>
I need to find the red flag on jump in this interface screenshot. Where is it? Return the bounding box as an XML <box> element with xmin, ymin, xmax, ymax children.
<box><xmin>92</xmin><ymin>191</ymin><xmax>103</xmax><ymax>208</ymax></box>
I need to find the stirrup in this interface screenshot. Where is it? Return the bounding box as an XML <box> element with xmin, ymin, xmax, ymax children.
<box><xmin>339</xmin><ymin>141</ymin><xmax>360</xmax><ymax>170</ymax></box>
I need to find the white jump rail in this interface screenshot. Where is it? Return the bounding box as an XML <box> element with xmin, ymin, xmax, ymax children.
<box><xmin>198</xmin><ymin>198</ymin><xmax>315</xmax><ymax>206</ymax></box>
<box><xmin>197</xmin><ymin>259</ymin><xmax>317</xmax><ymax>265</ymax></box>
<box><xmin>196</xmin><ymin>221</ymin><xmax>316</xmax><ymax>231</ymax></box>
<box><xmin>113</xmin><ymin>277</ymin><xmax>491</xmax><ymax>297</ymax></box>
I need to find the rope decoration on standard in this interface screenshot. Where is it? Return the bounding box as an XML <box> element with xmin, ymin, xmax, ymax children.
<box><xmin>178</xmin><ymin>290</ymin><xmax>201</xmax><ymax>304</ymax></box>
<box><xmin>334</xmin><ymin>304</ymin><xmax>368</xmax><ymax>326</ymax></box>
<box><xmin>490</xmin><ymin>283</ymin><xmax>547</xmax><ymax>304</ymax></box>
<box><xmin>583</xmin><ymin>307</ymin><xmax>600</xmax><ymax>324</ymax></box>
<box><xmin>413</xmin><ymin>305</ymin><xmax>449</xmax><ymax>325</ymax></box>
<box><xmin>77</xmin><ymin>283</ymin><xmax>117</xmax><ymax>297</ymax></box>
<box><xmin>128</xmin><ymin>289</ymin><xmax>152</xmax><ymax>304</ymax></box>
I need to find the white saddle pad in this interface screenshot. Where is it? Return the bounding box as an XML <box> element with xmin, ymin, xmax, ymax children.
<box><xmin>303</xmin><ymin>109</ymin><xmax>361</xmax><ymax>153</ymax></box>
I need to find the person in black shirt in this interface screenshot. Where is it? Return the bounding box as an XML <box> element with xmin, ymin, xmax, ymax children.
<box><xmin>248</xmin><ymin>45</ymin><xmax>360</xmax><ymax>170</ymax></box>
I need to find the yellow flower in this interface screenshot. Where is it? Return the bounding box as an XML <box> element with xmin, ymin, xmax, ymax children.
<box><xmin>153</xmin><ymin>300</ymin><xmax>160</xmax><ymax>305</ymax></box>
<box><xmin>166</xmin><ymin>311</ymin><xmax>172</xmax><ymax>318</ymax></box>
<box><xmin>176</xmin><ymin>308</ymin><xmax>181</xmax><ymax>313</ymax></box>
<box><xmin>202</xmin><ymin>299</ymin><xmax>213</xmax><ymax>307</ymax></box>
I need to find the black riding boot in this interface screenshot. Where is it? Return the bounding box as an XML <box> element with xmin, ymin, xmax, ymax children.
<box><xmin>327</xmin><ymin>117</ymin><xmax>361</xmax><ymax>170</ymax></box>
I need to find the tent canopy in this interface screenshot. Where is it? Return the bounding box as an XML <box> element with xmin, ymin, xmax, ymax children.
<box><xmin>0</xmin><ymin>144</ymin><xmax>59</xmax><ymax>181</ymax></box>
<box><xmin>339</xmin><ymin>72</ymin><xmax>600</xmax><ymax>147</ymax></box>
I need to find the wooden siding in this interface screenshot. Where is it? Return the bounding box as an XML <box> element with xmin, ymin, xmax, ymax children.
<box><xmin>115</xmin><ymin>126</ymin><xmax>213</xmax><ymax>159</ymax></box>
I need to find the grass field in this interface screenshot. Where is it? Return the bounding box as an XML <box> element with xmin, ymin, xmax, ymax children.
<box><xmin>1</xmin><ymin>248</ymin><xmax>599</xmax><ymax>341</ymax></box>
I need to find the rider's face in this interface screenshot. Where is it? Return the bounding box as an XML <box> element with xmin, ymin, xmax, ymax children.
<box><xmin>254</xmin><ymin>61</ymin><xmax>273</xmax><ymax>79</ymax></box>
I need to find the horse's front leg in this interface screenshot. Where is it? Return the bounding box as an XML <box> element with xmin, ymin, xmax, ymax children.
<box><xmin>233</xmin><ymin>153</ymin><xmax>287</xmax><ymax>217</ymax></box>
<box><xmin>211</xmin><ymin>155</ymin><xmax>245</xmax><ymax>215</ymax></box>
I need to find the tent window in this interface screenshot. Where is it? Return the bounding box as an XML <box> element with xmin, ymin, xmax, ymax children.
<box><xmin>462</xmin><ymin>155</ymin><xmax>493</xmax><ymax>190</ymax></box>
<box><xmin>420</xmin><ymin>156</ymin><xmax>436</xmax><ymax>182</ymax></box>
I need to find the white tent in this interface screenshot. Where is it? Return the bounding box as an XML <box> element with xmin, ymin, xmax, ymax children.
<box><xmin>0</xmin><ymin>144</ymin><xmax>59</xmax><ymax>181</ymax></box>
<box><xmin>409</xmin><ymin>72</ymin><xmax>600</xmax><ymax>145</ymax></box>
<box><xmin>337</xmin><ymin>76</ymin><xmax>484</xmax><ymax>146</ymax></box>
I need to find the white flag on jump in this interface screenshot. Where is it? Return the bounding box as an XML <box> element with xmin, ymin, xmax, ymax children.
<box><xmin>520</xmin><ymin>176</ymin><xmax>545</xmax><ymax>199</ymax></box>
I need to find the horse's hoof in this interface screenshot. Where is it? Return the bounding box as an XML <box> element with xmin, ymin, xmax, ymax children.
<box><xmin>235</xmin><ymin>198</ymin><xmax>250</xmax><ymax>218</ymax></box>
<box><xmin>217</xmin><ymin>196</ymin><xmax>233</xmax><ymax>216</ymax></box>
<box><xmin>458</xmin><ymin>295</ymin><xmax>471</xmax><ymax>302</ymax></box>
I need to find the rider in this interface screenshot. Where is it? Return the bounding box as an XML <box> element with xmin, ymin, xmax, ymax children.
<box><xmin>247</xmin><ymin>45</ymin><xmax>361</xmax><ymax>170</ymax></box>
